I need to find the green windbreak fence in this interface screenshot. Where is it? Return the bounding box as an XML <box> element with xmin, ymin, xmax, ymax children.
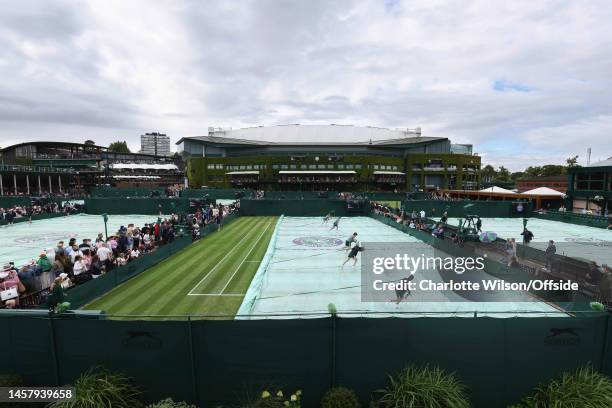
<box><xmin>181</xmin><ymin>188</ymin><xmax>252</xmax><ymax>199</ymax></box>
<box><xmin>403</xmin><ymin>200</ymin><xmax>533</xmax><ymax>218</ymax></box>
<box><xmin>89</xmin><ymin>187</ymin><xmax>167</xmax><ymax>197</ymax></box>
<box><xmin>239</xmin><ymin>199</ymin><xmax>359</xmax><ymax>216</ymax></box>
<box><xmin>85</xmin><ymin>198</ymin><xmax>193</xmax><ymax>214</ymax></box>
<box><xmin>533</xmin><ymin>211</ymin><xmax>609</xmax><ymax>229</ymax></box>
<box><xmin>59</xmin><ymin>214</ymin><xmax>239</xmax><ymax>309</ymax></box>
<box><xmin>0</xmin><ymin>212</ymin><xmax>67</xmax><ymax>226</ymax></box>
<box><xmin>0</xmin><ymin>196</ymin><xmax>31</xmax><ymax>207</ymax></box>
<box><xmin>0</xmin><ymin>313</ymin><xmax>610</xmax><ymax>408</ymax></box>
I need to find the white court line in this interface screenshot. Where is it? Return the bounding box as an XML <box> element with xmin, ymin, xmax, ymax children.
<box><xmin>187</xmin><ymin>219</ymin><xmax>263</xmax><ymax>295</ymax></box>
<box><xmin>219</xmin><ymin>221</ymin><xmax>273</xmax><ymax>294</ymax></box>
<box><xmin>188</xmin><ymin>294</ymin><xmax>245</xmax><ymax>297</ymax></box>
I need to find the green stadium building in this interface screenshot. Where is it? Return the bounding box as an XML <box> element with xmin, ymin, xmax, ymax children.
<box><xmin>177</xmin><ymin>125</ymin><xmax>481</xmax><ymax>191</ymax></box>
<box><xmin>567</xmin><ymin>157</ymin><xmax>612</xmax><ymax>214</ymax></box>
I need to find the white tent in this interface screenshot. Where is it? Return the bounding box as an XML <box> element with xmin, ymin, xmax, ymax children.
<box><xmin>522</xmin><ymin>187</ymin><xmax>565</xmax><ymax>196</ymax></box>
<box><xmin>479</xmin><ymin>186</ymin><xmax>516</xmax><ymax>194</ymax></box>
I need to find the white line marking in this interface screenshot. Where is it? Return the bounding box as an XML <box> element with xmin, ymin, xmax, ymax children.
<box><xmin>187</xmin><ymin>219</ymin><xmax>263</xmax><ymax>295</ymax></box>
<box><xmin>187</xmin><ymin>293</ymin><xmax>245</xmax><ymax>297</ymax></box>
<box><xmin>220</xmin><ymin>221</ymin><xmax>272</xmax><ymax>294</ymax></box>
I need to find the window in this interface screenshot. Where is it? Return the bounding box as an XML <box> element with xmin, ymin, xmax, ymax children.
<box><xmin>338</xmin><ymin>164</ymin><xmax>345</xmax><ymax>169</ymax></box>
<box><xmin>308</xmin><ymin>164</ymin><xmax>317</xmax><ymax>169</ymax></box>
<box><xmin>215</xmin><ymin>164</ymin><xmax>223</xmax><ymax>169</ymax></box>
<box><xmin>300</xmin><ymin>164</ymin><xmax>307</xmax><ymax>169</ymax></box>
<box><xmin>355</xmin><ymin>164</ymin><xmax>362</xmax><ymax>169</ymax></box>
<box><xmin>290</xmin><ymin>164</ymin><xmax>297</xmax><ymax>169</ymax></box>
<box><xmin>318</xmin><ymin>164</ymin><xmax>326</xmax><ymax>169</ymax></box>
<box><xmin>273</xmin><ymin>165</ymin><xmax>280</xmax><ymax>170</ymax></box>
<box><xmin>207</xmin><ymin>164</ymin><xmax>215</xmax><ymax>169</ymax></box>
<box><xmin>327</xmin><ymin>164</ymin><xmax>334</xmax><ymax>169</ymax></box>
<box><xmin>239</xmin><ymin>165</ymin><xmax>246</xmax><ymax>170</ymax></box>
<box><xmin>346</xmin><ymin>164</ymin><xmax>354</xmax><ymax>170</ymax></box>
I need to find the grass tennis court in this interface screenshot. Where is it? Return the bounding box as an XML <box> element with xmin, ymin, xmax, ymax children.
<box><xmin>85</xmin><ymin>216</ymin><xmax>277</xmax><ymax>317</ymax></box>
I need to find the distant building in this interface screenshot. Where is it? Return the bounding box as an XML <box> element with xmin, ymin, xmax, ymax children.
<box><xmin>516</xmin><ymin>176</ymin><xmax>567</xmax><ymax>193</ymax></box>
<box><xmin>0</xmin><ymin>140</ymin><xmax>183</xmax><ymax>194</ymax></box>
<box><xmin>140</xmin><ymin>132</ymin><xmax>171</xmax><ymax>156</ymax></box>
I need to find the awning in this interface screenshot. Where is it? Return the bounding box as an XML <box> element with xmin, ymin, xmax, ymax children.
<box><xmin>112</xmin><ymin>175</ymin><xmax>161</xmax><ymax>179</ymax></box>
<box><xmin>372</xmin><ymin>171</ymin><xmax>405</xmax><ymax>175</ymax></box>
<box><xmin>226</xmin><ymin>171</ymin><xmax>260</xmax><ymax>175</ymax></box>
<box><xmin>111</xmin><ymin>163</ymin><xmax>178</xmax><ymax>170</ymax></box>
<box><xmin>278</xmin><ymin>170</ymin><xmax>357</xmax><ymax>174</ymax></box>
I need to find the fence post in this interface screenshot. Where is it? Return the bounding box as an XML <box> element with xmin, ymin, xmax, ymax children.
<box><xmin>330</xmin><ymin>307</ymin><xmax>337</xmax><ymax>388</ymax></box>
<box><xmin>48</xmin><ymin>316</ymin><xmax>61</xmax><ymax>386</ymax></box>
<box><xmin>187</xmin><ymin>316</ymin><xmax>199</xmax><ymax>405</ymax></box>
<box><xmin>600</xmin><ymin>313</ymin><xmax>611</xmax><ymax>373</ymax></box>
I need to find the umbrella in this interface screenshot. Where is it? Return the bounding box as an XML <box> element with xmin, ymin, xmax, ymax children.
<box><xmin>479</xmin><ymin>231</ymin><xmax>498</xmax><ymax>243</ymax></box>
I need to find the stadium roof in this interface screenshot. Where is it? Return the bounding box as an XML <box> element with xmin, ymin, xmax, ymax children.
<box><xmin>176</xmin><ymin>135</ymin><xmax>446</xmax><ymax>146</ymax></box>
<box><xmin>587</xmin><ymin>157</ymin><xmax>612</xmax><ymax>167</ymax></box>
<box><xmin>0</xmin><ymin>141</ymin><xmax>108</xmax><ymax>152</ymax></box>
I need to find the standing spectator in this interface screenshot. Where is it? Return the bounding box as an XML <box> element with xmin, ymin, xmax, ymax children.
<box><xmin>545</xmin><ymin>240</ymin><xmax>556</xmax><ymax>270</ymax></box>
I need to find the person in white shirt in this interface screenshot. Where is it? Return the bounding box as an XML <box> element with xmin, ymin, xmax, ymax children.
<box><xmin>96</xmin><ymin>243</ymin><xmax>112</xmax><ymax>268</ymax></box>
<box><xmin>72</xmin><ymin>255</ymin><xmax>87</xmax><ymax>276</ymax></box>
<box><xmin>419</xmin><ymin>210</ymin><xmax>426</xmax><ymax>219</ymax></box>
<box><xmin>130</xmin><ymin>248</ymin><xmax>140</xmax><ymax>259</ymax></box>
<box><xmin>70</xmin><ymin>245</ymin><xmax>83</xmax><ymax>264</ymax></box>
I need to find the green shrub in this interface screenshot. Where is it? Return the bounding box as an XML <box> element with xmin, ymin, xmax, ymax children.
<box><xmin>146</xmin><ymin>398</ymin><xmax>196</xmax><ymax>408</ymax></box>
<box><xmin>247</xmin><ymin>389</ymin><xmax>302</xmax><ymax>408</ymax></box>
<box><xmin>374</xmin><ymin>365</ymin><xmax>470</xmax><ymax>408</ymax></box>
<box><xmin>49</xmin><ymin>366</ymin><xmax>143</xmax><ymax>408</ymax></box>
<box><xmin>0</xmin><ymin>374</ymin><xmax>23</xmax><ymax>387</ymax></box>
<box><xmin>510</xmin><ymin>366</ymin><xmax>612</xmax><ymax>408</ymax></box>
<box><xmin>321</xmin><ymin>387</ymin><xmax>360</xmax><ymax>408</ymax></box>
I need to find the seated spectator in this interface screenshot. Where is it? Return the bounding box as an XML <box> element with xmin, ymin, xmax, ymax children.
<box><xmin>72</xmin><ymin>255</ymin><xmax>87</xmax><ymax>277</ymax></box>
<box><xmin>50</xmin><ymin>258</ymin><xmax>64</xmax><ymax>277</ymax></box>
<box><xmin>1</xmin><ymin>265</ymin><xmax>24</xmax><ymax>309</ymax></box>
<box><xmin>114</xmin><ymin>253</ymin><xmax>128</xmax><ymax>267</ymax></box>
<box><xmin>37</xmin><ymin>252</ymin><xmax>52</xmax><ymax>272</ymax></box>
<box><xmin>130</xmin><ymin>248</ymin><xmax>140</xmax><ymax>259</ymax></box>
<box><xmin>90</xmin><ymin>255</ymin><xmax>104</xmax><ymax>278</ymax></box>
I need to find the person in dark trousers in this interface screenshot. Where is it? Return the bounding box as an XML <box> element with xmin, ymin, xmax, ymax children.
<box><xmin>476</xmin><ymin>218</ymin><xmax>482</xmax><ymax>232</ymax></box>
<box><xmin>521</xmin><ymin>228</ymin><xmax>534</xmax><ymax>244</ymax></box>
<box><xmin>545</xmin><ymin>240</ymin><xmax>556</xmax><ymax>270</ymax></box>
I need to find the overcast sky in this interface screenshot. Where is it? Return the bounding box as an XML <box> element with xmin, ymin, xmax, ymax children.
<box><xmin>1</xmin><ymin>0</ymin><xmax>611</xmax><ymax>171</ymax></box>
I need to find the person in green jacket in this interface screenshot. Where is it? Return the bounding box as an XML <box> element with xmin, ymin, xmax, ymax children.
<box><xmin>47</xmin><ymin>274</ymin><xmax>67</xmax><ymax>312</ymax></box>
<box><xmin>36</xmin><ymin>252</ymin><xmax>52</xmax><ymax>272</ymax></box>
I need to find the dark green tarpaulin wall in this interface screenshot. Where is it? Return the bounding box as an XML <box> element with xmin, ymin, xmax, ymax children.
<box><xmin>402</xmin><ymin>200</ymin><xmax>533</xmax><ymax>218</ymax></box>
<box><xmin>533</xmin><ymin>211</ymin><xmax>609</xmax><ymax>229</ymax></box>
<box><xmin>239</xmin><ymin>199</ymin><xmax>356</xmax><ymax>216</ymax></box>
<box><xmin>0</xmin><ymin>313</ymin><xmax>610</xmax><ymax>408</ymax></box>
<box><xmin>85</xmin><ymin>198</ymin><xmax>192</xmax><ymax>214</ymax></box>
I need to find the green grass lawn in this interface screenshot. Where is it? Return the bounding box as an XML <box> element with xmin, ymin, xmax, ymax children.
<box><xmin>84</xmin><ymin>216</ymin><xmax>277</xmax><ymax>318</ymax></box>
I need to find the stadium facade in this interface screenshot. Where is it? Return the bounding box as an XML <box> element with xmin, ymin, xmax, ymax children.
<box><xmin>566</xmin><ymin>157</ymin><xmax>612</xmax><ymax>214</ymax></box>
<box><xmin>0</xmin><ymin>141</ymin><xmax>183</xmax><ymax>194</ymax></box>
<box><xmin>177</xmin><ymin>125</ymin><xmax>481</xmax><ymax>191</ymax></box>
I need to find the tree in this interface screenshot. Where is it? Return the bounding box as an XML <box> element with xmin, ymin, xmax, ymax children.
<box><xmin>566</xmin><ymin>155</ymin><xmax>580</xmax><ymax>168</ymax></box>
<box><xmin>108</xmin><ymin>141</ymin><xmax>131</xmax><ymax>153</ymax></box>
<box><xmin>497</xmin><ymin>166</ymin><xmax>511</xmax><ymax>182</ymax></box>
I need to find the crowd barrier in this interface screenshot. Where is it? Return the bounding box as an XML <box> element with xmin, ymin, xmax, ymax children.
<box><xmin>59</xmin><ymin>214</ymin><xmax>239</xmax><ymax>309</ymax></box>
<box><xmin>402</xmin><ymin>200</ymin><xmax>533</xmax><ymax>218</ymax></box>
<box><xmin>532</xmin><ymin>210</ymin><xmax>610</xmax><ymax>229</ymax></box>
<box><xmin>0</xmin><ymin>311</ymin><xmax>610</xmax><ymax>408</ymax></box>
